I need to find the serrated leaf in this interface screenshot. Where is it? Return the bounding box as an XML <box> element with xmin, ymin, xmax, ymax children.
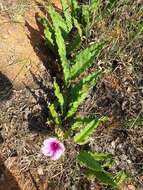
<box><xmin>71</xmin><ymin>0</ymin><xmax>80</xmax><ymax>16</ymax></box>
<box><xmin>53</xmin><ymin>80</ymin><xmax>65</xmax><ymax>113</ymax></box>
<box><xmin>73</xmin><ymin>18</ymin><xmax>82</xmax><ymax>37</ymax></box>
<box><xmin>61</xmin><ymin>0</ymin><xmax>73</xmax><ymax>31</ymax></box>
<box><xmin>81</xmin><ymin>5</ymin><xmax>90</xmax><ymax>28</ymax></box>
<box><xmin>78</xmin><ymin>151</ymin><xmax>103</xmax><ymax>171</ymax></box>
<box><xmin>48</xmin><ymin>6</ymin><xmax>69</xmax><ymax>38</ymax></box>
<box><xmin>48</xmin><ymin>6</ymin><xmax>70</xmax><ymax>84</ymax></box>
<box><xmin>91</xmin><ymin>152</ymin><xmax>112</xmax><ymax>161</ymax></box>
<box><xmin>44</xmin><ymin>27</ymin><xmax>55</xmax><ymax>50</ymax></box>
<box><xmin>66</xmin><ymin>70</ymin><xmax>101</xmax><ymax>118</ymax></box>
<box><xmin>39</xmin><ymin>17</ymin><xmax>55</xmax><ymax>51</ymax></box>
<box><xmin>87</xmin><ymin>170</ymin><xmax>117</xmax><ymax>187</ymax></box>
<box><xmin>90</xmin><ymin>0</ymin><xmax>99</xmax><ymax>11</ymax></box>
<box><xmin>78</xmin><ymin>151</ymin><xmax>116</xmax><ymax>187</ymax></box>
<box><xmin>48</xmin><ymin>104</ymin><xmax>61</xmax><ymax>125</ymax></box>
<box><xmin>114</xmin><ymin>171</ymin><xmax>128</xmax><ymax>186</ymax></box>
<box><xmin>74</xmin><ymin>117</ymin><xmax>108</xmax><ymax>144</ymax></box>
<box><xmin>71</xmin><ymin>117</ymin><xmax>95</xmax><ymax>130</ymax></box>
<box><xmin>86</xmin><ymin>151</ymin><xmax>114</xmax><ymax>169</ymax></box>
<box><xmin>74</xmin><ymin>118</ymin><xmax>99</xmax><ymax>144</ymax></box>
<box><xmin>70</xmin><ymin>42</ymin><xmax>105</xmax><ymax>80</ymax></box>
<box><xmin>55</xmin><ymin>28</ymin><xmax>70</xmax><ymax>84</ymax></box>
<box><xmin>71</xmin><ymin>117</ymin><xmax>109</xmax><ymax>142</ymax></box>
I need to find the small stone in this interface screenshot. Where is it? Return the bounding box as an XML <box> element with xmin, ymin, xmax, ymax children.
<box><xmin>127</xmin><ymin>159</ymin><xmax>132</xmax><ymax>164</ymax></box>
<box><xmin>111</xmin><ymin>141</ymin><xmax>116</xmax><ymax>149</ymax></box>
<box><xmin>121</xmin><ymin>154</ymin><xmax>127</xmax><ymax>161</ymax></box>
<box><xmin>8</xmin><ymin>30</ymin><xmax>12</xmax><ymax>35</ymax></box>
<box><xmin>118</xmin><ymin>143</ymin><xmax>123</xmax><ymax>149</ymax></box>
<box><xmin>137</xmin><ymin>0</ymin><xmax>143</xmax><ymax>4</ymax></box>
<box><xmin>3</xmin><ymin>35</ymin><xmax>9</xmax><ymax>39</ymax></box>
<box><xmin>37</xmin><ymin>167</ymin><xmax>44</xmax><ymax>175</ymax></box>
<box><xmin>122</xmin><ymin>184</ymin><xmax>136</xmax><ymax>190</ymax></box>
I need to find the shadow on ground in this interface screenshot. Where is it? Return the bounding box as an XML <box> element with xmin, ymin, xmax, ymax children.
<box><xmin>0</xmin><ymin>156</ymin><xmax>20</xmax><ymax>190</ymax></box>
<box><xmin>24</xmin><ymin>70</ymin><xmax>54</xmax><ymax>133</ymax></box>
<box><xmin>25</xmin><ymin>10</ymin><xmax>63</xmax><ymax>133</ymax></box>
<box><xmin>0</xmin><ymin>72</ymin><xmax>13</xmax><ymax>101</ymax></box>
<box><xmin>25</xmin><ymin>10</ymin><xmax>60</xmax><ymax>78</ymax></box>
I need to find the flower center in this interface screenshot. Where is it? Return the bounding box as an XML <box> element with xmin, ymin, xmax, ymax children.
<box><xmin>51</xmin><ymin>142</ymin><xmax>59</xmax><ymax>151</ymax></box>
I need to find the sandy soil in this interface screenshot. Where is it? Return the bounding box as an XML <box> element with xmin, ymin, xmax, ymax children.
<box><xmin>0</xmin><ymin>0</ymin><xmax>58</xmax><ymax>89</ymax></box>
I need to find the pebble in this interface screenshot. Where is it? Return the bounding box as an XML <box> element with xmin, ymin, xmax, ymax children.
<box><xmin>37</xmin><ymin>166</ymin><xmax>44</xmax><ymax>175</ymax></box>
<box><xmin>111</xmin><ymin>141</ymin><xmax>116</xmax><ymax>149</ymax></box>
<box><xmin>8</xmin><ymin>30</ymin><xmax>12</xmax><ymax>35</ymax></box>
<box><xmin>3</xmin><ymin>35</ymin><xmax>9</xmax><ymax>39</ymax></box>
<box><xmin>122</xmin><ymin>184</ymin><xmax>136</xmax><ymax>190</ymax></box>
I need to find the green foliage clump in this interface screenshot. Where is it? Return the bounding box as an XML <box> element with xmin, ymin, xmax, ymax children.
<box><xmin>40</xmin><ymin>0</ymin><xmax>105</xmax><ymax>132</ymax></box>
<box><xmin>78</xmin><ymin>151</ymin><xmax>128</xmax><ymax>187</ymax></box>
<box><xmin>40</xmin><ymin>0</ymin><xmax>127</xmax><ymax>188</ymax></box>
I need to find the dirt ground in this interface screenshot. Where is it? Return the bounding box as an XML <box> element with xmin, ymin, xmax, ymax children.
<box><xmin>0</xmin><ymin>0</ymin><xmax>56</xmax><ymax>89</ymax></box>
<box><xmin>0</xmin><ymin>0</ymin><xmax>61</xmax><ymax>189</ymax></box>
<box><xmin>0</xmin><ymin>0</ymin><xmax>143</xmax><ymax>190</ymax></box>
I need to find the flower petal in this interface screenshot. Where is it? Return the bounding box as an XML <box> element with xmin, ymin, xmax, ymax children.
<box><xmin>43</xmin><ymin>138</ymin><xmax>58</xmax><ymax>146</ymax></box>
<box><xmin>59</xmin><ymin>142</ymin><xmax>65</xmax><ymax>152</ymax></box>
<box><xmin>51</xmin><ymin>149</ymin><xmax>64</xmax><ymax>160</ymax></box>
<box><xmin>41</xmin><ymin>145</ymin><xmax>53</xmax><ymax>156</ymax></box>
<box><xmin>41</xmin><ymin>137</ymin><xmax>65</xmax><ymax>160</ymax></box>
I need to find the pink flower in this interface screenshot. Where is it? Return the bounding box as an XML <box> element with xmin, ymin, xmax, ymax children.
<box><xmin>41</xmin><ymin>138</ymin><xmax>65</xmax><ymax>160</ymax></box>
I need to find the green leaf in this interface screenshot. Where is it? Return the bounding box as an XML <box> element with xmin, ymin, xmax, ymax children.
<box><xmin>74</xmin><ymin>117</ymin><xmax>107</xmax><ymax>144</ymax></box>
<box><xmin>71</xmin><ymin>0</ymin><xmax>80</xmax><ymax>17</ymax></box>
<box><xmin>80</xmin><ymin>1</ymin><xmax>99</xmax><ymax>34</ymax></box>
<box><xmin>86</xmin><ymin>151</ymin><xmax>114</xmax><ymax>168</ymax></box>
<box><xmin>48</xmin><ymin>6</ymin><xmax>70</xmax><ymax>84</ymax></box>
<box><xmin>81</xmin><ymin>5</ymin><xmax>90</xmax><ymax>29</ymax></box>
<box><xmin>44</xmin><ymin>26</ymin><xmax>55</xmax><ymax>50</ymax></box>
<box><xmin>103</xmin><ymin>158</ymin><xmax>115</xmax><ymax>168</ymax></box>
<box><xmin>53</xmin><ymin>80</ymin><xmax>65</xmax><ymax>113</ymax></box>
<box><xmin>78</xmin><ymin>151</ymin><xmax>116</xmax><ymax>187</ymax></box>
<box><xmin>66</xmin><ymin>70</ymin><xmax>101</xmax><ymax>118</ymax></box>
<box><xmin>55</xmin><ymin>27</ymin><xmax>70</xmax><ymax>84</ymax></box>
<box><xmin>73</xmin><ymin>18</ymin><xmax>82</xmax><ymax>37</ymax></box>
<box><xmin>89</xmin><ymin>0</ymin><xmax>100</xmax><ymax>29</ymax></box>
<box><xmin>39</xmin><ymin>17</ymin><xmax>55</xmax><ymax>52</ymax></box>
<box><xmin>87</xmin><ymin>170</ymin><xmax>117</xmax><ymax>187</ymax></box>
<box><xmin>78</xmin><ymin>151</ymin><xmax>103</xmax><ymax>171</ymax></box>
<box><xmin>61</xmin><ymin>0</ymin><xmax>73</xmax><ymax>31</ymax></box>
<box><xmin>70</xmin><ymin>42</ymin><xmax>105</xmax><ymax>80</ymax></box>
<box><xmin>114</xmin><ymin>171</ymin><xmax>128</xmax><ymax>186</ymax></box>
<box><xmin>48</xmin><ymin>104</ymin><xmax>61</xmax><ymax>125</ymax></box>
<box><xmin>71</xmin><ymin>117</ymin><xmax>95</xmax><ymax>130</ymax></box>
<box><xmin>90</xmin><ymin>0</ymin><xmax>99</xmax><ymax>9</ymax></box>
<box><xmin>91</xmin><ymin>152</ymin><xmax>112</xmax><ymax>161</ymax></box>
<box><xmin>48</xmin><ymin>6</ymin><xmax>69</xmax><ymax>38</ymax></box>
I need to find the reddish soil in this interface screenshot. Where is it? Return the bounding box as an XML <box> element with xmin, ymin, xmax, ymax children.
<box><xmin>0</xmin><ymin>0</ymin><xmax>60</xmax><ymax>89</ymax></box>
